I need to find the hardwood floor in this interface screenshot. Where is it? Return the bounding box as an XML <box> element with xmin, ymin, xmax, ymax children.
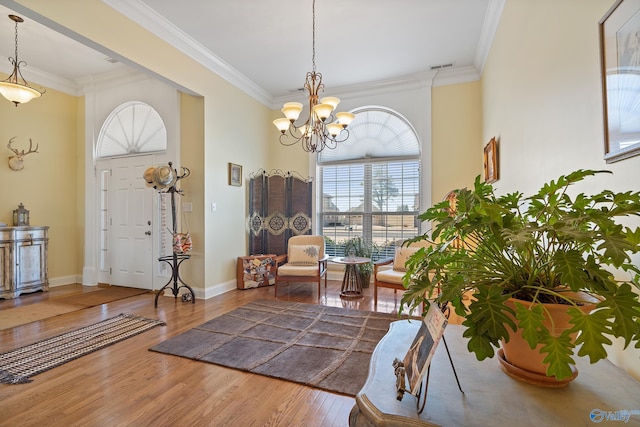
<box><xmin>0</xmin><ymin>281</ymin><xmax>417</xmax><ymax>427</ymax></box>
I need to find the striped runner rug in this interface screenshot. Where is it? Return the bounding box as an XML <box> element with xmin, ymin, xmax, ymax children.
<box><xmin>0</xmin><ymin>313</ymin><xmax>165</xmax><ymax>384</ymax></box>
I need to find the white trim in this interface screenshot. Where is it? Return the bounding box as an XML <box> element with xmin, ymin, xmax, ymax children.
<box><xmin>103</xmin><ymin>0</ymin><xmax>272</xmax><ymax>107</ymax></box>
<box><xmin>196</xmin><ymin>280</ymin><xmax>237</xmax><ymax>300</ymax></box>
<box><xmin>474</xmin><ymin>0</ymin><xmax>506</xmax><ymax>75</ymax></box>
<box><xmin>104</xmin><ymin>0</ymin><xmax>499</xmax><ymax>107</ymax></box>
<box><xmin>49</xmin><ymin>274</ymin><xmax>85</xmax><ymax>287</ymax></box>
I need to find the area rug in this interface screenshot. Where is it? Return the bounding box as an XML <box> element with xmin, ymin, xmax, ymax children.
<box><xmin>0</xmin><ymin>313</ymin><xmax>165</xmax><ymax>384</ymax></box>
<box><xmin>0</xmin><ymin>287</ymin><xmax>150</xmax><ymax>330</ymax></box>
<box><xmin>150</xmin><ymin>300</ymin><xmax>400</xmax><ymax>396</ymax></box>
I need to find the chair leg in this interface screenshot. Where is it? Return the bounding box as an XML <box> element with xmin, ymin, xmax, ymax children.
<box><xmin>374</xmin><ymin>284</ymin><xmax>378</xmax><ymax>306</ymax></box>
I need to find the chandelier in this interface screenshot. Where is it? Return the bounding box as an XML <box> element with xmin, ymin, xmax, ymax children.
<box><xmin>0</xmin><ymin>15</ymin><xmax>45</xmax><ymax>107</ymax></box>
<box><xmin>273</xmin><ymin>0</ymin><xmax>355</xmax><ymax>153</ymax></box>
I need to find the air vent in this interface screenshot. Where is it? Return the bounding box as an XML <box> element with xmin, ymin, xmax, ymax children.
<box><xmin>430</xmin><ymin>63</ymin><xmax>454</xmax><ymax>70</ymax></box>
<box><xmin>104</xmin><ymin>57</ymin><xmax>119</xmax><ymax>64</ymax></box>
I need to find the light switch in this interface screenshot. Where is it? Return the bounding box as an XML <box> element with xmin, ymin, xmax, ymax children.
<box><xmin>211</xmin><ymin>202</ymin><xmax>217</xmax><ymax>212</ymax></box>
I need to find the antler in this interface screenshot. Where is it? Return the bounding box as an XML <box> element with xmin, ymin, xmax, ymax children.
<box><xmin>7</xmin><ymin>137</ymin><xmax>38</xmax><ymax>157</ymax></box>
<box><xmin>7</xmin><ymin>137</ymin><xmax>19</xmax><ymax>155</ymax></box>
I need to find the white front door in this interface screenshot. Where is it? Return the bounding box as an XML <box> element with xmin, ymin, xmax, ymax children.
<box><xmin>109</xmin><ymin>156</ymin><xmax>154</xmax><ymax>289</ymax></box>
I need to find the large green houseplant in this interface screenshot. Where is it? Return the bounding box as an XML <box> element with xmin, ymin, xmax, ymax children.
<box><xmin>400</xmin><ymin>169</ymin><xmax>640</xmax><ymax>381</ymax></box>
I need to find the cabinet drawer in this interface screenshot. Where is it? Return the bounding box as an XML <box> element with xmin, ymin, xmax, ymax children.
<box><xmin>15</xmin><ymin>228</ymin><xmax>47</xmax><ymax>241</ymax></box>
<box><xmin>0</xmin><ymin>229</ymin><xmax>14</xmax><ymax>242</ymax></box>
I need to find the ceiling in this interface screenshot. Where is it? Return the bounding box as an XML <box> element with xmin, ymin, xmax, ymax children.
<box><xmin>0</xmin><ymin>0</ymin><xmax>502</xmax><ymax>106</ymax></box>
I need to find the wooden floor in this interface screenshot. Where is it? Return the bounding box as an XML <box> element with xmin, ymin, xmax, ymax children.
<box><xmin>0</xmin><ymin>281</ymin><xmax>424</xmax><ymax>427</ymax></box>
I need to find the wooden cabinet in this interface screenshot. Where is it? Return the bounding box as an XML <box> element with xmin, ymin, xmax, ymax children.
<box><xmin>0</xmin><ymin>226</ymin><xmax>49</xmax><ymax>299</ymax></box>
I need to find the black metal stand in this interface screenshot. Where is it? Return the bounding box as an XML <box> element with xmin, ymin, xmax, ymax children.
<box><xmin>414</xmin><ymin>335</ymin><xmax>464</xmax><ymax>414</ymax></box>
<box><xmin>394</xmin><ymin>303</ymin><xmax>464</xmax><ymax>415</ymax></box>
<box><xmin>153</xmin><ymin>162</ymin><xmax>195</xmax><ymax>307</ymax></box>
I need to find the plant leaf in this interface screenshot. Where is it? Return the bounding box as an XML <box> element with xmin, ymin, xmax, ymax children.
<box><xmin>569</xmin><ymin>307</ymin><xmax>613</xmax><ymax>363</ymax></box>
<box><xmin>515</xmin><ymin>302</ymin><xmax>546</xmax><ymax>349</ymax></box>
<box><xmin>540</xmin><ymin>332</ymin><xmax>576</xmax><ymax>380</ymax></box>
<box><xmin>597</xmin><ymin>283</ymin><xmax>640</xmax><ymax>346</ymax></box>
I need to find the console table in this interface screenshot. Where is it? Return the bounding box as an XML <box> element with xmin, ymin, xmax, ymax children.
<box><xmin>0</xmin><ymin>226</ymin><xmax>49</xmax><ymax>299</ymax></box>
<box><xmin>350</xmin><ymin>320</ymin><xmax>640</xmax><ymax>427</ymax></box>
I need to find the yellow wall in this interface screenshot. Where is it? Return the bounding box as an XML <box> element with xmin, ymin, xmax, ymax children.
<box><xmin>179</xmin><ymin>92</ymin><xmax>204</xmax><ymax>289</ymax></box>
<box><xmin>482</xmin><ymin>0</ymin><xmax>640</xmax><ymax>379</ymax></box>
<box><xmin>15</xmin><ymin>0</ymin><xmax>275</xmax><ymax>295</ymax></box>
<box><xmin>431</xmin><ymin>81</ymin><xmax>483</xmax><ymax>204</ymax></box>
<box><xmin>0</xmin><ymin>80</ymin><xmax>80</xmax><ymax>282</ymax></box>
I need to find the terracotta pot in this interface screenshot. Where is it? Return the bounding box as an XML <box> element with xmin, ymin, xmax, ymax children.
<box><xmin>500</xmin><ymin>292</ymin><xmax>597</xmax><ymax>385</ymax></box>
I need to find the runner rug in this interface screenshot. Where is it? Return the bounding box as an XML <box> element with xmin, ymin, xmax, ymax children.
<box><xmin>150</xmin><ymin>299</ymin><xmax>400</xmax><ymax>396</ymax></box>
<box><xmin>0</xmin><ymin>313</ymin><xmax>165</xmax><ymax>384</ymax></box>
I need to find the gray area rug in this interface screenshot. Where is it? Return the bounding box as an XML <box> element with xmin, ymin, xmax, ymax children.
<box><xmin>150</xmin><ymin>299</ymin><xmax>399</xmax><ymax>396</ymax></box>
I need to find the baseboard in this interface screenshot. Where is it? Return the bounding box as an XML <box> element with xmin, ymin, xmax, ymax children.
<box><xmin>160</xmin><ymin>279</ymin><xmax>236</xmax><ymax>300</ymax></box>
<box><xmin>49</xmin><ymin>275</ymin><xmax>84</xmax><ymax>287</ymax></box>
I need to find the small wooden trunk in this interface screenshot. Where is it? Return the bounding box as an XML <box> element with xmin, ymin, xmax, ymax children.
<box><xmin>236</xmin><ymin>255</ymin><xmax>277</xmax><ymax>289</ymax></box>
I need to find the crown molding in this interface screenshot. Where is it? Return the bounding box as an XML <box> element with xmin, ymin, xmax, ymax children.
<box><xmin>474</xmin><ymin>0</ymin><xmax>505</xmax><ymax>75</ymax></box>
<box><xmin>103</xmin><ymin>0</ymin><xmax>497</xmax><ymax>108</ymax></box>
<box><xmin>76</xmin><ymin>67</ymin><xmax>151</xmax><ymax>93</ymax></box>
<box><xmin>103</xmin><ymin>0</ymin><xmax>273</xmax><ymax>107</ymax></box>
<box><xmin>0</xmin><ymin>63</ymin><xmax>81</xmax><ymax>95</ymax></box>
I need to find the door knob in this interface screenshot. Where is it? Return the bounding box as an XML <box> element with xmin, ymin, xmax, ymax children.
<box><xmin>145</xmin><ymin>230</ymin><xmax>152</xmax><ymax>236</ymax></box>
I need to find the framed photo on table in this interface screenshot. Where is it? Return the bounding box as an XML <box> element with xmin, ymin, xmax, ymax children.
<box><xmin>483</xmin><ymin>137</ymin><xmax>498</xmax><ymax>183</ymax></box>
<box><xmin>600</xmin><ymin>0</ymin><xmax>640</xmax><ymax>163</ymax></box>
<box><xmin>402</xmin><ymin>304</ymin><xmax>448</xmax><ymax>395</ymax></box>
<box><xmin>229</xmin><ymin>163</ymin><xmax>242</xmax><ymax>186</ymax></box>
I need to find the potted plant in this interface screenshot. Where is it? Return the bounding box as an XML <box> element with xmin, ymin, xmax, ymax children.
<box><xmin>400</xmin><ymin>169</ymin><xmax>640</xmax><ymax>384</ymax></box>
<box><xmin>343</xmin><ymin>236</ymin><xmax>376</xmax><ymax>287</ymax></box>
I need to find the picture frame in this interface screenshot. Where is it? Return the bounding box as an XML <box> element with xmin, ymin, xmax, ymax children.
<box><xmin>483</xmin><ymin>137</ymin><xmax>498</xmax><ymax>183</ymax></box>
<box><xmin>599</xmin><ymin>0</ymin><xmax>640</xmax><ymax>163</ymax></box>
<box><xmin>402</xmin><ymin>304</ymin><xmax>448</xmax><ymax>396</ymax></box>
<box><xmin>229</xmin><ymin>163</ymin><xmax>242</xmax><ymax>187</ymax></box>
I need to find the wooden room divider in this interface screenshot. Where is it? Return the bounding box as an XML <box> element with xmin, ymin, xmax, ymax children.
<box><xmin>248</xmin><ymin>170</ymin><xmax>313</xmax><ymax>256</ymax></box>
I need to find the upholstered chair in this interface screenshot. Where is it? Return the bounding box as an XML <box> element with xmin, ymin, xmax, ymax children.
<box><xmin>373</xmin><ymin>239</ymin><xmax>433</xmax><ymax>306</ymax></box>
<box><xmin>274</xmin><ymin>235</ymin><xmax>329</xmax><ymax>298</ymax></box>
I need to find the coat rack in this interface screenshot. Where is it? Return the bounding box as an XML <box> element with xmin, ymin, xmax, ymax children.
<box><xmin>146</xmin><ymin>161</ymin><xmax>195</xmax><ymax>307</ymax></box>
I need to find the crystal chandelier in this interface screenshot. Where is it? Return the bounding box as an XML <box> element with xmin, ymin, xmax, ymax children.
<box><xmin>273</xmin><ymin>0</ymin><xmax>355</xmax><ymax>153</ymax></box>
<box><xmin>0</xmin><ymin>15</ymin><xmax>45</xmax><ymax>107</ymax></box>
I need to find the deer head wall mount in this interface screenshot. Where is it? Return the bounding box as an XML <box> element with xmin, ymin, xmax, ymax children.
<box><xmin>7</xmin><ymin>137</ymin><xmax>38</xmax><ymax>171</ymax></box>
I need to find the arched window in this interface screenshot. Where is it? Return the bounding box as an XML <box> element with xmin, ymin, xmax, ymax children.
<box><xmin>96</xmin><ymin>101</ymin><xmax>167</xmax><ymax>158</ymax></box>
<box><xmin>318</xmin><ymin>107</ymin><xmax>421</xmax><ymax>258</ymax></box>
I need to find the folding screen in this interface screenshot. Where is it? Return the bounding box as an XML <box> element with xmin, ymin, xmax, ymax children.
<box><xmin>248</xmin><ymin>170</ymin><xmax>313</xmax><ymax>255</ymax></box>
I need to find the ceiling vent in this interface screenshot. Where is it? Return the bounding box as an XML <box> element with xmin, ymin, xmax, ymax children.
<box><xmin>429</xmin><ymin>62</ymin><xmax>454</xmax><ymax>70</ymax></box>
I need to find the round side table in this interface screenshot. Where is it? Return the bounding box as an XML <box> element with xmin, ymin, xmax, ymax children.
<box><xmin>333</xmin><ymin>256</ymin><xmax>371</xmax><ymax>299</ymax></box>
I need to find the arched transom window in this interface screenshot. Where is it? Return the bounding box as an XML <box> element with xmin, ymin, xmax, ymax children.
<box><xmin>97</xmin><ymin>101</ymin><xmax>167</xmax><ymax>158</ymax></box>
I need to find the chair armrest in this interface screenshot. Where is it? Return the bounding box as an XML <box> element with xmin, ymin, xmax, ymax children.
<box><xmin>273</xmin><ymin>254</ymin><xmax>287</xmax><ymax>274</ymax></box>
<box><xmin>374</xmin><ymin>257</ymin><xmax>394</xmax><ymax>275</ymax></box>
<box><xmin>274</xmin><ymin>254</ymin><xmax>287</xmax><ymax>265</ymax></box>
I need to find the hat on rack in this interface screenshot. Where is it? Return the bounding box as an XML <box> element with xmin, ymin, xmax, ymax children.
<box><xmin>152</xmin><ymin>165</ymin><xmax>177</xmax><ymax>189</ymax></box>
<box><xmin>143</xmin><ymin>167</ymin><xmax>156</xmax><ymax>187</ymax></box>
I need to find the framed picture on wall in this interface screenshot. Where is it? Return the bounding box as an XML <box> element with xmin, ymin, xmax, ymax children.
<box><xmin>599</xmin><ymin>0</ymin><xmax>640</xmax><ymax>163</ymax></box>
<box><xmin>229</xmin><ymin>163</ymin><xmax>242</xmax><ymax>187</ymax></box>
<box><xmin>483</xmin><ymin>137</ymin><xmax>498</xmax><ymax>183</ymax></box>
